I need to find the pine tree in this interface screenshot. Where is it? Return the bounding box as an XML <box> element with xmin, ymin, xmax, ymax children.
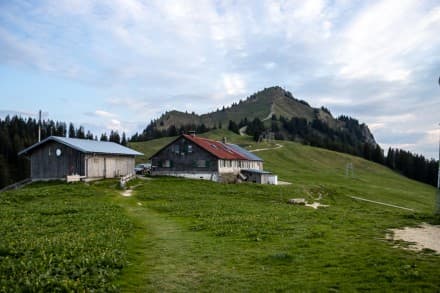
<box><xmin>86</xmin><ymin>131</ymin><xmax>94</xmax><ymax>140</ymax></box>
<box><xmin>76</xmin><ymin>126</ymin><xmax>85</xmax><ymax>139</ymax></box>
<box><xmin>109</xmin><ymin>130</ymin><xmax>120</xmax><ymax>144</ymax></box>
<box><xmin>228</xmin><ymin>120</ymin><xmax>239</xmax><ymax>134</ymax></box>
<box><xmin>68</xmin><ymin>123</ymin><xmax>75</xmax><ymax>138</ymax></box>
<box><xmin>121</xmin><ymin>132</ymin><xmax>127</xmax><ymax>146</ymax></box>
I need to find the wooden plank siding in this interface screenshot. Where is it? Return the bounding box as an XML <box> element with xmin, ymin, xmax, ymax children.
<box><xmin>85</xmin><ymin>155</ymin><xmax>135</xmax><ymax>178</ymax></box>
<box><xmin>30</xmin><ymin>141</ymin><xmax>85</xmax><ymax>179</ymax></box>
<box><xmin>151</xmin><ymin>137</ymin><xmax>218</xmax><ymax>173</ymax></box>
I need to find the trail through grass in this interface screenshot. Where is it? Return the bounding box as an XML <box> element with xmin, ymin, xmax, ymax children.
<box><xmin>113</xmin><ymin>177</ymin><xmax>440</xmax><ymax>291</ymax></box>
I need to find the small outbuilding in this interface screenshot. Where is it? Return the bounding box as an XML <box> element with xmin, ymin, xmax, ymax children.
<box><xmin>240</xmin><ymin>169</ymin><xmax>278</xmax><ymax>185</ymax></box>
<box><xmin>18</xmin><ymin>136</ymin><xmax>143</xmax><ymax>180</ymax></box>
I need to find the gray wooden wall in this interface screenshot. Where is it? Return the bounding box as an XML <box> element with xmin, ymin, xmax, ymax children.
<box><xmin>30</xmin><ymin>141</ymin><xmax>84</xmax><ymax>179</ymax></box>
<box><xmin>151</xmin><ymin>137</ymin><xmax>218</xmax><ymax>173</ymax></box>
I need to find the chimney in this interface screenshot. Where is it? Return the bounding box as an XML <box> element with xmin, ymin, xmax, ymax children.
<box><xmin>189</xmin><ymin>130</ymin><xmax>196</xmax><ymax>137</ymax></box>
<box><xmin>222</xmin><ymin>137</ymin><xmax>227</xmax><ymax>144</ymax></box>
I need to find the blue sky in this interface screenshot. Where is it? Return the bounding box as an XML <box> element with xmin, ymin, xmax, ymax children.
<box><xmin>0</xmin><ymin>0</ymin><xmax>439</xmax><ymax>159</ymax></box>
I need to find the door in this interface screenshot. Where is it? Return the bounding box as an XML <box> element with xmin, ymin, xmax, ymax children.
<box><xmin>105</xmin><ymin>157</ymin><xmax>116</xmax><ymax>178</ymax></box>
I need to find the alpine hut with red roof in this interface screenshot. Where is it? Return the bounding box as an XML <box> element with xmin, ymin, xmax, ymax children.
<box><xmin>149</xmin><ymin>134</ymin><xmax>276</xmax><ymax>184</ymax></box>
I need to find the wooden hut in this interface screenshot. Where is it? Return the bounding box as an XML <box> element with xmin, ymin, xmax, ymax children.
<box><xmin>18</xmin><ymin>136</ymin><xmax>143</xmax><ymax>180</ymax></box>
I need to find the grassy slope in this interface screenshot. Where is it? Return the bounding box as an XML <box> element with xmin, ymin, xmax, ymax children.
<box><xmin>120</xmin><ymin>131</ymin><xmax>439</xmax><ymax>291</ymax></box>
<box><xmin>2</xmin><ymin>131</ymin><xmax>439</xmax><ymax>291</ymax></box>
<box><xmin>0</xmin><ymin>181</ymin><xmax>133</xmax><ymax>291</ymax></box>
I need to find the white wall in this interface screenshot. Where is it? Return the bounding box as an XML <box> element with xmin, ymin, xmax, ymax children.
<box><xmin>217</xmin><ymin>160</ymin><xmax>263</xmax><ymax>174</ymax></box>
<box><xmin>152</xmin><ymin>171</ymin><xmax>219</xmax><ymax>181</ymax></box>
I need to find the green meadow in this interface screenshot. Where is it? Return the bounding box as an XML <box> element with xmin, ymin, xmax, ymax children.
<box><xmin>1</xmin><ymin>131</ymin><xmax>439</xmax><ymax>291</ymax></box>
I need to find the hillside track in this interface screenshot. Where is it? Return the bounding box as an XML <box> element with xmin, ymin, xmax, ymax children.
<box><xmin>249</xmin><ymin>144</ymin><xmax>283</xmax><ymax>152</ymax></box>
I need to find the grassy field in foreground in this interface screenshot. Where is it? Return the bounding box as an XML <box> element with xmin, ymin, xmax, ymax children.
<box><xmin>0</xmin><ymin>181</ymin><xmax>133</xmax><ymax>292</ymax></box>
<box><xmin>114</xmin><ymin>177</ymin><xmax>439</xmax><ymax>291</ymax></box>
<box><xmin>120</xmin><ymin>133</ymin><xmax>439</xmax><ymax>291</ymax></box>
<box><xmin>1</xmin><ymin>131</ymin><xmax>439</xmax><ymax>291</ymax></box>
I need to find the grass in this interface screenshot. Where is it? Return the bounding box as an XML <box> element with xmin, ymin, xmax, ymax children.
<box><xmin>114</xmin><ymin>176</ymin><xmax>439</xmax><ymax>291</ymax></box>
<box><xmin>0</xmin><ymin>181</ymin><xmax>133</xmax><ymax>292</ymax></box>
<box><xmin>1</xmin><ymin>131</ymin><xmax>439</xmax><ymax>291</ymax></box>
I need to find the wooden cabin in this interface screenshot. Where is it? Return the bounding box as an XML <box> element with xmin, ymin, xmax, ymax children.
<box><xmin>18</xmin><ymin>136</ymin><xmax>143</xmax><ymax>180</ymax></box>
<box><xmin>150</xmin><ymin>134</ymin><xmax>276</xmax><ymax>184</ymax></box>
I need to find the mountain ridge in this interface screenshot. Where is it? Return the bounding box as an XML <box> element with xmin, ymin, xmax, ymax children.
<box><xmin>135</xmin><ymin>86</ymin><xmax>376</xmax><ymax>147</ymax></box>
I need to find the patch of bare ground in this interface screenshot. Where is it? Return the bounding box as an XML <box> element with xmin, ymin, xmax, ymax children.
<box><xmin>277</xmin><ymin>180</ymin><xmax>291</xmax><ymax>185</ymax></box>
<box><xmin>388</xmin><ymin>223</ymin><xmax>440</xmax><ymax>253</ymax></box>
<box><xmin>305</xmin><ymin>202</ymin><xmax>329</xmax><ymax>209</ymax></box>
<box><xmin>121</xmin><ymin>189</ymin><xmax>133</xmax><ymax>197</ymax></box>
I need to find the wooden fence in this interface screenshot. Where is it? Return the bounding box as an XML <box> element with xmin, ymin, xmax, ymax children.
<box><xmin>120</xmin><ymin>173</ymin><xmax>136</xmax><ymax>188</ymax></box>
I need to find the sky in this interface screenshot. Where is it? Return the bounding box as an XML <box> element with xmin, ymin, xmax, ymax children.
<box><xmin>0</xmin><ymin>0</ymin><xmax>439</xmax><ymax>159</ymax></box>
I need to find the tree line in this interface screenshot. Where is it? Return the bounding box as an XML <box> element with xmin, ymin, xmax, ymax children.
<box><xmin>232</xmin><ymin>115</ymin><xmax>438</xmax><ymax>187</ymax></box>
<box><xmin>0</xmin><ymin>115</ymin><xmax>127</xmax><ymax>188</ymax></box>
<box><xmin>386</xmin><ymin>148</ymin><xmax>438</xmax><ymax>186</ymax></box>
<box><xmin>130</xmin><ymin>121</ymin><xmax>211</xmax><ymax>141</ymax></box>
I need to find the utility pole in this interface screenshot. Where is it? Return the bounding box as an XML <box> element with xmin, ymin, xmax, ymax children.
<box><xmin>435</xmin><ymin>77</ymin><xmax>440</xmax><ymax>215</ymax></box>
<box><xmin>436</xmin><ymin>122</ymin><xmax>440</xmax><ymax>215</ymax></box>
<box><xmin>436</xmin><ymin>76</ymin><xmax>440</xmax><ymax>215</ymax></box>
<box><xmin>38</xmin><ymin>110</ymin><xmax>42</xmax><ymax>142</ymax></box>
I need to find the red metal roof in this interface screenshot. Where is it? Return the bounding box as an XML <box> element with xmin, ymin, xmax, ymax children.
<box><xmin>182</xmin><ymin>134</ymin><xmax>247</xmax><ymax>160</ymax></box>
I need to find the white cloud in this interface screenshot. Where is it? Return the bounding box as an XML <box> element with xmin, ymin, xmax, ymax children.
<box><xmin>316</xmin><ymin>96</ymin><xmax>353</xmax><ymax>106</ymax></box>
<box><xmin>335</xmin><ymin>0</ymin><xmax>440</xmax><ymax>81</ymax></box>
<box><xmin>1</xmin><ymin>0</ymin><xmax>439</xmax><ymax>158</ymax></box>
<box><xmin>264</xmin><ymin>62</ymin><xmax>277</xmax><ymax>70</ymax></box>
<box><xmin>108</xmin><ymin>118</ymin><xmax>121</xmax><ymax>130</ymax></box>
<box><xmin>222</xmin><ymin>73</ymin><xmax>247</xmax><ymax>96</ymax></box>
<box><xmin>95</xmin><ymin>110</ymin><xmax>116</xmax><ymax>118</ymax></box>
<box><xmin>425</xmin><ymin>128</ymin><xmax>440</xmax><ymax>146</ymax></box>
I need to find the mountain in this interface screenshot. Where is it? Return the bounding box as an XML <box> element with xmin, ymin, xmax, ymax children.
<box><xmin>133</xmin><ymin>86</ymin><xmax>376</xmax><ymax>150</ymax></box>
<box><xmin>154</xmin><ymin>86</ymin><xmax>363</xmax><ymax>131</ymax></box>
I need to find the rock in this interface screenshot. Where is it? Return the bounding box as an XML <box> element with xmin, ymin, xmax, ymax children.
<box><xmin>288</xmin><ymin>198</ymin><xmax>306</xmax><ymax>205</ymax></box>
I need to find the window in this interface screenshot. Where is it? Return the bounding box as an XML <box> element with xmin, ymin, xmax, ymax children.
<box><xmin>188</xmin><ymin>144</ymin><xmax>192</xmax><ymax>153</ymax></box>
<box><xmin>174</xmin><ymin>144</ymin><xmax>180</xmax><ymax>154</ymax></box>
<box><xmin>48</xmin><ymin>148</ymin><xmax>52</xmax><ymax>156</ymax></box>
<box><xmin>163</xmin><ymin>160</ymin><xmax>171</xmax><ymax>168</ymax></box>
<box><xmin>196</xmin><ymin>160</ymin><xmax>207</xmax><ymax>168</ymax></box>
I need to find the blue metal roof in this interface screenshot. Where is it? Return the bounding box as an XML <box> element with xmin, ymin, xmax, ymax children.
<box><xmin>226</xmin><ymin>143</ymin><xmax>263</xmax><ymax>161</ymax></box>
<box><xmin>18</xmin><ymin>136</ymin><xmax>143</xmax><ymax>156</ymax></box>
